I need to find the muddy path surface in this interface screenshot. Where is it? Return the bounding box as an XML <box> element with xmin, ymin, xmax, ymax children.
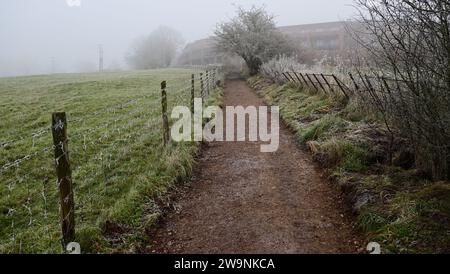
<box><xmin>145</xmin><ymin>79</ymin><xmax>362</xmax><ymax>254</ymax></box>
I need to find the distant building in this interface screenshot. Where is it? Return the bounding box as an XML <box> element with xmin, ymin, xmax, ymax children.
<box><xmin>279</xmin><ymin>21</ymin><xmax>353</xmax><ymax>51</ymax></box>
<box><xmin>176</xmin><ymin>38</ymin><xmax>225</xmax><ymax>66</ymax></box>
<box><xmin>175</xmin><ymin>21</ymin><xmax>359</xmax><ymax>66</ymax></box>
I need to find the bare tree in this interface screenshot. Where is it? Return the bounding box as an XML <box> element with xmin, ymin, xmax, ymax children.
<box><xmin>351</xmin><ymin>0</ymin><xmax>450</xmax><ymax>180</ymax></box>
<box><xmin>127</xmin><ymin>26</ymin><xmax>184</xmax><ymax>69</ymax></box>
<box><xmin>214</xmin><ymin>6</ymin><xmax>294</xmax><ymax>75</ymax></box>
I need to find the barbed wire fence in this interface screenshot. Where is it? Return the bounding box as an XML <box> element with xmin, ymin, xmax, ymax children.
<box><xmin>0</xmin><ymin>66</ymin><xmax>223</xmax><ymax>253</ymax></box>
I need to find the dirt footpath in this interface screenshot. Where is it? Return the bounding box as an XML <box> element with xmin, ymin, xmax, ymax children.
<box><xmin>146</xmin><ymin>79</ymin><xmax>362</xmax><ymax>254</ymax></box>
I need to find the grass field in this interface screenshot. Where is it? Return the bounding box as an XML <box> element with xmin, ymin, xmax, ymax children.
<box><xmin>0</xmin><ymin>68</ymin><xmax>220</xmax><ymax>253</ymax></box>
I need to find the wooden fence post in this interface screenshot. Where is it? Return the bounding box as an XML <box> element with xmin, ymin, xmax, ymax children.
<box><xmin>305</xmin><ymin>74</ymin><xmax>319</xmax><ymax>91</ymax></box>
<box><xmin>286</xmin><ymin>72</ymin><xmax>296</xmax><ymax>83</ymax></box>
<box><xmin>313</xmin><ymin>74</ymin><xmax>327</xmax><ymax>93</ymax></box>
<box><xmin>299</xmin><ymin>73</ymin><xmax>310</xmax><ymax>88</ymax></box>
<box><xmin>282</xmin><ymin>72</ymin><xmax>291</xmax><ymax>83</ymax></box>
<box><xmin>332</xmin><ymin>74</ymin><xmax>350</xmax><ymax>99</ymax></box>
<box><xmin>161</xmin><ymin>81</ymin><xmax>170</xmax><ymax>145</ymax></box>
<box><xmin>292</xmin><ymin>72</ymin><xmax>304</xmax><ymax>87</ymax></box>
<box><xmin>206</xmin><ymin>70</ymin><xmax>210</xmax><ymax>97</ymax></box>
<box><xmin>321</xmin><ymin>74</ymin><xmax>334</xmax><ymax>94</ymax></box>
<box><xmin>200</xmin><ymin>73</ymin><xmax>204</xmax><ymax>103</ymax></box>
<box><xmin>51</xmin><ymin>112</ymin><xmax>75</xmax><ymax>248</ymax></box>
<box><xmin>348</xmin><ymin>72</ymin><xmax>360</xmax><ymax>92</ymax></box>
<box><xmin>364</xmin><ymin>75</ymin><xmax>375</xmax><ymax>92</ymax></box>
<box><xmin>191</xmin><ymin>74</ymin><xmax>195</xmax><ymax>114</ymax></box>
<box><xmin>216</xmin><ymin>68</ymin><xmax>219</xmax><ymax>83</ymax></box>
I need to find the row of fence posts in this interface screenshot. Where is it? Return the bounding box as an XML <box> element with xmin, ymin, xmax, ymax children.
<box><xmin>49</xmin><ymin>68</ymin><xmax>220</xmax><ymax>249</ymax></box>
<box><xmin>278</xmin><ymin>71</ymin><xmax>414</xmax><ymax>104</ymax></box>
<box><xmin>278</xmin><ymin>71</ymin><xmax>350</xmax><ymax>100</ymax></box>
<box><xmin>160</xmin><ymin>68</ymin><xmax>220</xmax><ymax>146</ymax></box>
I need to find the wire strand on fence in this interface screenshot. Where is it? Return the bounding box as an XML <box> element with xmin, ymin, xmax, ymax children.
<box><xmin>0</xmin><ymin>144</ymin><xmax>57</xmax><ymax>175</ymax></box>
<box><xmin>0</xmin><ymin>67</ymin><xmax>223</xmax><ymax>253</ymax></box>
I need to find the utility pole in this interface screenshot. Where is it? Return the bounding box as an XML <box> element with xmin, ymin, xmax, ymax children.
<box><xmin>98</xmin><ymin>44</ymin><xmax>104</xmax><ymax>72</ymax></box>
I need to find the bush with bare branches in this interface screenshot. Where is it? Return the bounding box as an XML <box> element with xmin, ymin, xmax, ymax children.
<box><xmin>350</xmin><ymin>0</ymin><xmax>450</xmax><ymax>180</ymax></box>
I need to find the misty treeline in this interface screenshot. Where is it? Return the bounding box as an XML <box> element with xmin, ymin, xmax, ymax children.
<box><xmin>126</xmin><ymin>26</ymin><xmax>184</xmax><ymax>69</ymax></box>
<box><xmin>349</xmin><ymin>0</ymin><xmax>450</xmax><ymax>181</ymax></box>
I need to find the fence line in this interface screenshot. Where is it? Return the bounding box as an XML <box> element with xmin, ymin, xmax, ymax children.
<box><xmin>0</xmin><ymin>75</ymin><xmax>203</xmax><ymax>151</ymax></box>
<box><xmin>269</xmin><ymin>70</ymin><xmax>404</xmax><ymax>101</ymax></box>
<box><xmin>0</xmin><ymin>66</ymin><xmax>223</xmax><ymax>253</ymax></box>
<box><xmin>271</xmin><ymin>71</ymin><xmax>350</xmax><ymax>100</ymax></box>
<box><xmin>271</xmin><ymin>69</ymin><xmax>425</xmax><ymax>105</ymax></box>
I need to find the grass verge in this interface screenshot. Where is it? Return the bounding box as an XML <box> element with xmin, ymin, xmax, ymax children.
<box><xmin>248</xmin><ymin>76</ymin><xmax>450</xmax><ymax>254</ymax></box>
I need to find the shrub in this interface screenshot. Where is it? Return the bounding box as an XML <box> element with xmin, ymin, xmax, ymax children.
<box><xmin>260</xmin><ymin>55</ymin><xmax>306</xmax><ymax>81</ymax></box>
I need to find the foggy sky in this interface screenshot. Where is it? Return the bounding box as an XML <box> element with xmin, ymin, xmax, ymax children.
<box><xmin>0</xmin><ymin>0</ymin><xmax>356</xmax><ymax>77</ymax></box>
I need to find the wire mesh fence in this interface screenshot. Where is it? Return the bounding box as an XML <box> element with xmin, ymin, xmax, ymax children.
<box><xmin>0</xmin><ymin>66</ymin><xmax>223</xmax><ymax>253</ymax></box>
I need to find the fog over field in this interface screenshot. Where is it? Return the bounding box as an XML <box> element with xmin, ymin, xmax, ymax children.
<box><xmin>0</xmin><ymin>0</ymin><xmax>354</xmax><ymax>77</ymax></box>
